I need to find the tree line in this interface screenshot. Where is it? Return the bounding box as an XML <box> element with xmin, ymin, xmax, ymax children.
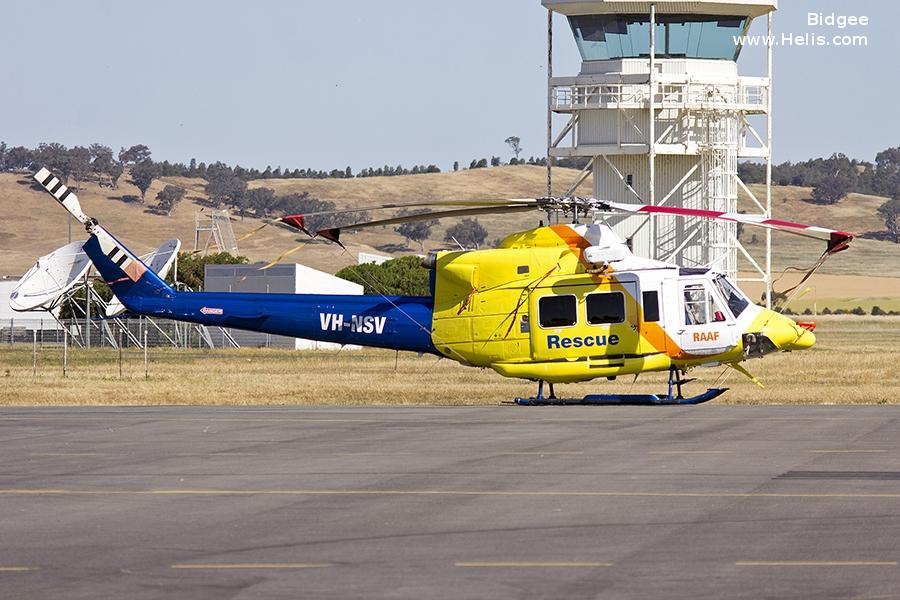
<box><xmin>739</xmin><ymin>147</ymin><xmax>900</xmax><ymax>203</ymax></box>
<box><xmin>0</xmin><ymin>141</ymin><xmax>445</xmax><ymax>183</ymax></box>
<box><xmin>0</xmin><ymin>141</ymin><xmax>585</xmax><ymax>187</ymax></box>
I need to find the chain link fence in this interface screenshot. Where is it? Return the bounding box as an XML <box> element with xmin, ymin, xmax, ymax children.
<box><xmin>0</xmin><ymin>316</ymin><xmax>295</xmax><ymax>350</ymax></box>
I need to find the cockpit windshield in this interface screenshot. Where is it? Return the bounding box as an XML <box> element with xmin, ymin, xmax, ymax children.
<box><xmin>714</xmin><ymin>276</ymin><xmax>750</xmax><ymax>318</ymax></box>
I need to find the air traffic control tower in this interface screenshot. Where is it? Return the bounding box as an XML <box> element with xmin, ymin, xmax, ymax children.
<box><xmin>542</xmin><ymin>0</ymin><xmax>775</xmax><ymax>299</ymax></box>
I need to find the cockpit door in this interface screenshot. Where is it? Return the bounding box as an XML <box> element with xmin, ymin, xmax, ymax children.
<box><xmin>677</xmin><ymin>280</ymin><xmax>738</xmax><ymax>355</ymax></box>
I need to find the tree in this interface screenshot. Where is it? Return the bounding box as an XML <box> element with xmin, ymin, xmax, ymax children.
<box><xmin>336</xmin><ymin>256</ymin><xmax>430</xmax><ymax>296</ymax></box>
<box><xmin>453</xmin><ymin>161</ymin><xmax>459</xmax><ymax>172</ymax></box>
<box><xmin>204</xmin><ymin>162</ymin><xmax>246</xmax><ymax>208</ymax></box>
<box><xmin>490</xmin><ymin>156</ymin><xmax>501</xmax><ymax>167</ymax></box>
<box><xmin>108</xmin><ymin>161</ymin><xmax>124</xmax><ymax>189</ymax></box>
<box><xmin>737</xmin><ymin>161</ymin><xmax>765</xmax><ymax>184</ymax></box>
<box><xmin>245</xmin><ymin>187</ymin><xmax>279</xmax><ymax>217</ymax></box>
<box><xmin>67</xmin><ymin>146</ymin><xmax>92</xmax><ymax>190</ymax></box>
<box><xmin>35</xmin><ymin>143</ymin><xmax>71</xmax><ymax>181</ymax></box>
<box><xmin>394</xmin><ymin>209</ymin><xmax>437</xmax><ymax>252</ymax></box>
<box><xmin>811</xmin><ymin>173</ymin><xmax>852</xmax><ymax>205</ymax></box>
<box><xmin>873</xmin><ymin>146</ymin><xmax>900</xmax><ymax>198</ymax></box>
<box><xmin>118</xmin><ymin>144</ymin><xmax>151</xmax><ymax>166</ymax></box>
<box><xmin>878</xmin><ymin>197</ymin><xmax>900</xmax><ymax>243</ymax></box>
<box><xmin>89</xmin><ymin>144</ymin><xmax>114</xmax><ymax>186</ymax></box>
<box><xmin>3</xmin><ymin>146</ymin><xmax>34</xmax><ymax>171</ymax></box>
<box><xmin>130</xmin><ymin>160</ymin><xmax>160</xmax><ymax>203</ymax></box>
<box><xmin>444</xmin><ymin>218</ymin><xmax>488</xmax><ymax>249</ymax></box>
<box><xmin>155</xmin><ymin>185</ymin><xmax>187</xmax><ymax>216</ymax></box>
<box><xmin>505</xmin><ymin>136</ymin><xmax>522</xmax><ymax>159</ymax></box>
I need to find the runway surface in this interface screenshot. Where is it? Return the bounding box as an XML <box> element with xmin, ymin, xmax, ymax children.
<box><xmin>2</xmin><ymin>405</ymin><xmax>900</xmax><ymax>599</ymax></box>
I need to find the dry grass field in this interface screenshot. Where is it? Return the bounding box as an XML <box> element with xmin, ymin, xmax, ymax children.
<box><xmin>1</xmin><ymin>317</ymin><xmax>897</xmax><ymax>406</ymax></box>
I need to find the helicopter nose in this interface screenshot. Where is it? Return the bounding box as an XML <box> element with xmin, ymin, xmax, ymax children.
<box><xmin>762</xmin><ymin>311</ymin><xmax>816</xmax><ymax>351</ymax></box>
<box><xmin>788</xmin><ymin>323</ymin><xmax>816</xmax><ymax>350</ymax></box>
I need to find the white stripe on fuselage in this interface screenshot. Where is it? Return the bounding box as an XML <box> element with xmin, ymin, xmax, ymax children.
<box><xmin>319</xmin><ymin>313</ymin><xmax>386</xmax><ymax>335</ymax></box>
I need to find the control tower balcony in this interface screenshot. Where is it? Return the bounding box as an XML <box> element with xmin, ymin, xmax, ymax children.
<box><xmin>550</xmin><ymin>73</ymin><xmax>769</xmax><ymax>114</ymax></box>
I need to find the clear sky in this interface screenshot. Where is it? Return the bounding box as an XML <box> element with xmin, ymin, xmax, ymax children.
<box><xmin>1</xmin><ymin>0</ymin><xmax>896</xmax><ymax>172</ymax></box>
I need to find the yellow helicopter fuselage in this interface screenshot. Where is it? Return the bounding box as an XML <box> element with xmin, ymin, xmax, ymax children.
<box><xmin>429</xmin><ymin>224</ymin><xmax>812</xmax><ymax>384</ymax></box>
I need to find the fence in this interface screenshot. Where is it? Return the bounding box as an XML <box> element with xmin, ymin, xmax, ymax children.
<box><xmin>0</xmin><ymin>316</ymin><xmax>295</xmax><ymax>350</ymax></box>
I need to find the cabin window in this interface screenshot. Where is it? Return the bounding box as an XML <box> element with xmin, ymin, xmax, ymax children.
<box><xmin>683</xmin><ymin>283</ymin><xmax>727</xmax><ymax>325</ymax></box>
<box><xmin>586</xmin><ymin>292</ymin><xmax>625</xmax><ymax>325</ymax></box>
<box><xmin>642</xmin><ymin>291</ymin><xmax>660</xmax><ymax>322</ymax></box>
<box><xmin>539</xmin><ymin>295</ymin><xmax>577</xmax><ymax>328</ymax></box>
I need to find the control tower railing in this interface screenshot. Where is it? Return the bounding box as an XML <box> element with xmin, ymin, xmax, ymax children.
<box><xmin>551</xmin><ymin>76</ymin><xmax>768</xmax><ymax>114</ymax></box>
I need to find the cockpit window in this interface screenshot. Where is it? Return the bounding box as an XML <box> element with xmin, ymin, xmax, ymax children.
<box><xmin>714</xmin><ymin>276</ymin><xmax>750</xmax><ymax>318</ymax></box>
<box><xmin>683</xmin><ymin>283</ymin><xmax>728</xmax><ymax>325</ymax></box>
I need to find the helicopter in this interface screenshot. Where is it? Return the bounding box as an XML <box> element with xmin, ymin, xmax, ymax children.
<box><xmin>27</xmin><ymin>167</ymin><xmax>853</xmax><ymax>405</ymax></box>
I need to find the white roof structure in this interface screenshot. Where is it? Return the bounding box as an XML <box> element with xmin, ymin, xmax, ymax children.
<box><xmin>542</xmin><ymin>0</ymin><xmax>776</xmax><ymax>17</ymax></box>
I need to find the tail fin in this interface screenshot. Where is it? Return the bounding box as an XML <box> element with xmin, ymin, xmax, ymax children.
<box><xmin>32</xmin><ymin>168</ymin><xmax>174</xmax><ymax>307</ymax></box>
<box><xmin>81</xmin><ymin>226</ymin><xmax>172</xmax><ymax>301</ymax></box>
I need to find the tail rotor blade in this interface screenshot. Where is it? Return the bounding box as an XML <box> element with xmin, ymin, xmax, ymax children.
<box><xmin>33</xmin><ymin>167</ymin><xmax>92</xmax><ymax>225</ymax></box>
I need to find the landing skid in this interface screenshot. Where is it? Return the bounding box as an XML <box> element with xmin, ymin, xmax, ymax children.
<box><xmin>514</xmin><ymin>368</ymin><xmax>728</xmax><ymax>406</ymax></box>
<box><xmin>515</xmin><ymin>387</ymin><xmax>727</xmax><ymax>406</ymax></box>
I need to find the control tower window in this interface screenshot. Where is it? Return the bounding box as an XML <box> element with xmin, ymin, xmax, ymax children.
<box><xmin>568</xmin><ymin>14</ymin><xmax>749</xmax><ymax>61</ymax></box>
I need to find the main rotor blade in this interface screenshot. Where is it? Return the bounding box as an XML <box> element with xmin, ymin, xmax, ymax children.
<box><xmin>277</xmin><ymin>198</ymin><xmax>539</xmax><ymax>240</ymax></box>
<box><xmin>595</xmin><ymin>200</ymin><xmax>855</xmax><ymax>255</ymax></box>
<box><xmin>287</xmin><ymin>197</ymin><xmax>538</xmax><ymax>219</ymax></box>
<box><xmin>309</xmin><ymin>203</ymin><xmax>539</xmax><ymax>244</ymax></box>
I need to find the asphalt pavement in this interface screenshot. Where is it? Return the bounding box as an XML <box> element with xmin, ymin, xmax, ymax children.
<box><xmin>2</xmin><ymin>405</ymin><xmax>900</xmax><ymax>599</ymax></box>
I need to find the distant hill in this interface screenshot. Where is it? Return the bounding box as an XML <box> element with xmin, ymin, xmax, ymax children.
<box><xmin>1</xmin><ymin>166</ymin><xmax>897</xmax><ymax>293</ymax></box>
<box><xmin>737</xmin><ymin>184</ymin><xmax>898</xmax><ymax>278</ymax></box>
<box><xmin>0</xmin><ymin>166</ymin><xmax>591</xmax><ymax>277</ymax></box>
